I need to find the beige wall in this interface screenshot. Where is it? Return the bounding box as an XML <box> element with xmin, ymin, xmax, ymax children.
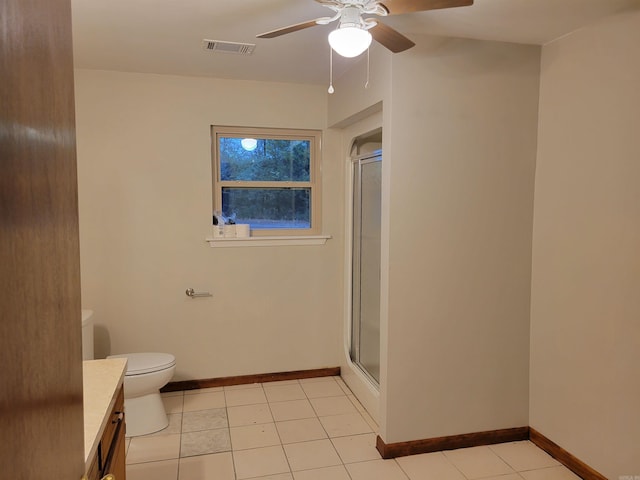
<box><xmin>74</xmin><ymin>70</ymin><xmax>345</xmax><ymax>380</ymax></box>
<box><xmin>327</xmin><ymin>46</ymin><xmax>391</xmax><ymax>128</ymax></box>
<box><xmin>530</xmin><ymin>10</ymin><xmax>640</xmax><ymax>479</ymax></box>
<box><xmin>329</xmin><ymin>37</ymin><xmax>540</xmax><ymax>443</ymax></box>
<box><xmin>383</xmin><ymin>36</ymin><xmax>540</xmax><ymax>443</ymax></box>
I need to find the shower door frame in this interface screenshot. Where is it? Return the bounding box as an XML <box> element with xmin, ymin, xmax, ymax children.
<box><xmin>349</xmin><ymin>150</ymin><xmax>382</xmax><ymax>387</ymax></box>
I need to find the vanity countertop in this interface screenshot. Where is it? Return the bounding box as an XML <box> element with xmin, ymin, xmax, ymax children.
<box><xmin>83</xmin><ymin>358</ymin><xmax>127</xmax><ymax>469</ymax></box>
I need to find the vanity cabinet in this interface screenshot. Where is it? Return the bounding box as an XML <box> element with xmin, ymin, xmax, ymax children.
<box><xmin>86</xmin><ymin>386</ymin><xmax>126</xmax><ymax>480</ymax></box>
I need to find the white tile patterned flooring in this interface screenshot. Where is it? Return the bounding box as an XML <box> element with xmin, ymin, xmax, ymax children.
<box><xmin>125</xmin><ymin>376</ymin><xmax>582</xmax><ymax>480</ymax></box>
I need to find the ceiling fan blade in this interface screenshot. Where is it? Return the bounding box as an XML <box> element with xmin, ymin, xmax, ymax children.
<box><xmin>380</xmin><ymin>0</ymin><xmax>473</xmax><ymax>16</ymax></box>
<box><xmin>369</xmin><ymin>21</ymin><xmax>415</xmax><ymax>53</ymax></box>
<box><xmin>257</xmin><ymin>19</ymin><xmax>322</xmax><ymax>39</ymax></box>
<box><xmin>314</xmin><ymin>0</ymin><xmax>342</xmax><ymax>6</ymax></box>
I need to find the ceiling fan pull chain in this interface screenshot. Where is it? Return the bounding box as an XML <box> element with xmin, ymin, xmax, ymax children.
<box><xmin>365</xmin><ymin>47</ymin><xmax>370</xmax><ymax>89</ymax></box>
<box><xmin>328</xmin><ymin>46</ymin><xmax>335</xmax><ymax>94</ymax></box>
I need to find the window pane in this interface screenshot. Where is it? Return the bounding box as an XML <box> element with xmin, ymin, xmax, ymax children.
<box><xmin>222</xmin><ymin>188</ymin><xmax>311</xmax><ymax>230</ymax></box>
<box><xmin>219</xmin><ymin>137</ymin><xmax>310</xmax><ymax>182</ymax></box>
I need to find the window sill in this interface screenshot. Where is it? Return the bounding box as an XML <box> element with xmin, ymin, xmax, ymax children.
<box><xmin>206</xmin><ymin>235</ymin><xmax>331</xmax><ymax>248</ymax></box>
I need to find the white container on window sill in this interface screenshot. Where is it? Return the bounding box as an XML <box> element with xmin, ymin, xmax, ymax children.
<box><xmin>235</xmin><ymin>224</ymin><xmax>250</xmax><ymax>237</ymax></box>
<box><xmin>212</xmin><ymin>224</ymin><xmax>250</xmax><ymax>238</ymax></box>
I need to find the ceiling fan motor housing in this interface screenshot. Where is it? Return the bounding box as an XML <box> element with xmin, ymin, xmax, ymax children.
<box><xmin>339</xmin><ymin>5</ymin><xmax>367</xmax><ymax>28</ymax></box>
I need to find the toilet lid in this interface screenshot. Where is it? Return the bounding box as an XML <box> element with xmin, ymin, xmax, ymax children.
<box><xmin>108</xmin><ymin>352</ymin><xmax>176</xmax><ymax>375</ymax></box>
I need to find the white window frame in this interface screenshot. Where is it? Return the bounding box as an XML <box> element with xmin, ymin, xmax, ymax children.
<box><xmin>212</xmin><ymin>125</ymin><xmax>322</xmax><ymax>237</ymax></box>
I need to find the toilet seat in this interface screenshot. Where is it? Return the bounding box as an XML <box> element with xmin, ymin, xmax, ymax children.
<box><xmin>109</xmin><ymin>352</ymin><xmax>176</xmax><ymax>375</ymax></box>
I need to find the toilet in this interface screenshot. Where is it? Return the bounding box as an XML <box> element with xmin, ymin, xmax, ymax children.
<box><xmin>107</xmin><ymin>352</ymin><xmax>176</xmax><ymax>437</ymax></box>
<box><xmin>81</xmin><ymin>309</ymin><xmax>176</xmax><ymax>437</ymax></box>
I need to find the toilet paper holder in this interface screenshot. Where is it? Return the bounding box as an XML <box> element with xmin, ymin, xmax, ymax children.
<box><xmin>185</xmin><ymin>288</ymin><xmax>212</xmax><ymax>298</ymax></box>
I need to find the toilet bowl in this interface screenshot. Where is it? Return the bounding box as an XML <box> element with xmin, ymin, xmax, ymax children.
<box><xmin>81</xmin><ymin>309</ymin><xmax>176</xmax><ymax>437</ymax></box>
<box><xmin>108</xmin><ymin>352</ymin><xmax>176</xmax><ymax>437</ymax></box>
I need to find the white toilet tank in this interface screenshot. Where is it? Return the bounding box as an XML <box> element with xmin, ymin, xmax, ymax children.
<box><xmin>81</xmin><ymin>309</ymin><xmax>94</xmax><ymax>360</ymax></box>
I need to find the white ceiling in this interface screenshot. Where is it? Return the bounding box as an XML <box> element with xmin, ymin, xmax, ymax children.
<box><xmin>71</xmin><ymin>0</ymin><xmax>640</xmax><ymax>85</ymax></box>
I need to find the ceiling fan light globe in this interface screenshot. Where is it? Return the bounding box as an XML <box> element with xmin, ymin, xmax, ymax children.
<box><xmin>328</xmin><ymin>26</ymin><xmax>372</xmax><ymax>58</ymax></box>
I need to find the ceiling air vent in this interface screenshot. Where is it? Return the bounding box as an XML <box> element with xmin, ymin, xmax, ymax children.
<box><xmin>202</xmin><ymin>39</ymin><xmax>256</xmax><ymax>55</ymax></box>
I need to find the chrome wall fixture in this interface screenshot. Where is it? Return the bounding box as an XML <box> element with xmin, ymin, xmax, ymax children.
<box><xmin>185</xmin><ymin>288</ymin><xmax>212</xmax><ymax>298</ymax></box>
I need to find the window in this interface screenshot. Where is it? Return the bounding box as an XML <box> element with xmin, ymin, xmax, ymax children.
<box><xmin>212</xmin><ymin>126</ymin><xmax>322</xmax><ymax>236</ymax></box>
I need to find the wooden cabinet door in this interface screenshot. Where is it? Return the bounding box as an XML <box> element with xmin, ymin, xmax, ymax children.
<box><xmin>109</xmin><ymin>428</ymin><xmax>127</xmax><ymax>480</ymax></box>
<box><xmin>0</xmin><ymin>0</ymin><xmax>85</xmax><ymax>478</ymax></box>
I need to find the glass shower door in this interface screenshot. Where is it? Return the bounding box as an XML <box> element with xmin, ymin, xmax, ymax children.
<box><xmin>351</xmin><ymin>152</ymin><xmax>382</xmax><ymax>384</ymax></box>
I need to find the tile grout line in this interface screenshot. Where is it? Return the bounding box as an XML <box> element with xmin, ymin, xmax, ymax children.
<box><xmin>176</xmin><ymin>391</ymin><xmax>185</xmax><ymax>479</ymax></box>
<box><xmin>275</xmin><ymin>378</ymin><xmax>306</xmax><ymax>479</ymax></box>
<box><xmin>299</xmin><ymin>378</ymin><xmax>342</xmax><ymax>478</ymax></box>
<box><xmin>222</xmin><ymin>387</ymin><xmax>238</xmax><ymax>480</ymax></box>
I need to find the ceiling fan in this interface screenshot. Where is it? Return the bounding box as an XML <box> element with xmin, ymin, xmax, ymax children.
<box><xmin>257</xmin><ymin>0</ymin><xmax>474</xmax><ymax>58</ymax></box>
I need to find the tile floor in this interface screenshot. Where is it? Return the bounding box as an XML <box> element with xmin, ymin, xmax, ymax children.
<box><xmin>125</xmin><ymin>376</ymin><xmax>582</xmax><ymax>480</ymax></box>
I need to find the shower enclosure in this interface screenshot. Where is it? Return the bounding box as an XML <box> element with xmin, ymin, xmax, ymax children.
<box><xmin>350</xmin><ymin>150</ymin><xmax>382</xmax><ymax>384</ymax></box>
